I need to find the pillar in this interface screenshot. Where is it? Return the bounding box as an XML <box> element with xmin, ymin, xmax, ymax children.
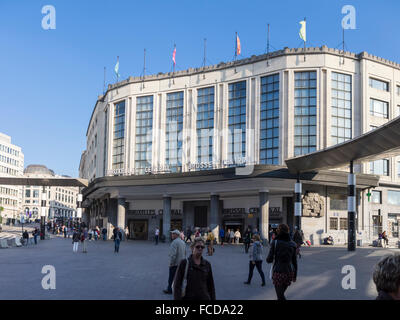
<box><xmin>210</xmin><ymin>194</ymin><xmax>219</xmax><ymax>243</ymax></box>
<box><xmin>259</xmin><ymin>190</ymin><xmax>269</xmax><ymax>243</ymax></box>
<box><xmin>348</xmin><ymin>161</ymin><xmax>356</xmax><ymax>251</ymax></box>
<box><xmin>295</xmin><ymin>177</ymin><xmax>302</xmax><ymax>230</ymax></box>
<box><xmin>117</xmin><ymin>197</ymin><xmax>126</xmax><ymax>230</ymax></box>
<box><xmin>163</xmin><ymin>195</ymin><xmax>171</xmax><ymax>241</ymax></box>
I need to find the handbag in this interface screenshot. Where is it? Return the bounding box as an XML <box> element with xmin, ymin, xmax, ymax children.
<box><xmin>173</xmin><ymin>258</ymin><xmax>190</xmax><ymax>298</ymax></box>
<box><xmin>269</xmin><ymin>240</ymin><xmax>277</xmax><ymax>280</ymax></box>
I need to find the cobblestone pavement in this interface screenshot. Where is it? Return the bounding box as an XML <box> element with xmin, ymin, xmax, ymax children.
<box><xmin>0</xmin><ymin>224</ymin><xmax>38</xmax><ymax>240</ymax></box>
<box><xmin>0</xmin><ymin>236</ymin><xmax>398</xmax><ymax>300</ymax></box>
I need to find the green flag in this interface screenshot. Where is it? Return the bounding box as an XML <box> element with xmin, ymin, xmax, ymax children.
<box><xmin>299</xmin><ymin>20</ymin><xmax>306</xmax><ymax>42</ymax></box>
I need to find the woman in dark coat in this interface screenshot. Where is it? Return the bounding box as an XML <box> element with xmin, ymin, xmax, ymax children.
<box><xmin>266</xmin><ymin>224</ymin><xmax>297</xmax><ymax>300</ymax></box>
<box><xmin>173</xmin><ymin>237</ymin><xmax>216</xmax><ymax>300</ymax></box>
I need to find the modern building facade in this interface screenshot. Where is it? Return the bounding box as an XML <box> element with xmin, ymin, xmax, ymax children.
<box><xmin>80</xmin><ymin>46</ymin><xmax>400</xmax><ymax>245</ymax></box>
<box><xmin>0</xmin><ymin>132</ymin><xmax>24</xmax><ymax>222</ymax></box>
<box><xmin>23</xmin><ymin>165</ymin><xmax>79</xmax><ymax>222</ymax></box>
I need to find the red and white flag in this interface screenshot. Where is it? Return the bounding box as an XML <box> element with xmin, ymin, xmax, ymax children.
<box><xmin>172</xmin><ymin>46</ymin><xmax>176</xmax><ymax>65</ymax></box>
<box><xmin>236</xmin><ymin>34</ymin><xmax>241</xmax><ymax>56</ymax></box>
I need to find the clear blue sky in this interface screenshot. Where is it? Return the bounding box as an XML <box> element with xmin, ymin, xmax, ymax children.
<box><xmin>0</xmin><ymin>0</ymin><xmax>399</xmax><ymax>177</ymax></box>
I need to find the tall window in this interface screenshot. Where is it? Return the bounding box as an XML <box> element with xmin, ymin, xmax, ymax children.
<box><xmin>294</xmin><ymin>71</ymin><xmax>317</xmax><ymax>156</ymax></box>
<box><xmin>388</xmin><ymin>190</ymin><xmax>400</xmax><ymax>206</ymax></box>
<box><xmin>104</xmin><ymin>109</ymin><xmax>108</xmax><ymax>175</ymax></box>
<box><xmin>370</xmin><ymin>98</ymin><xmax>388</xmax><ymax>118</ymax></box>
<box><xmin>369</xmin><ymin>78</ymin><xmax>389</xmax><ymax>92</ymax></box>
<box><xmin>397</xmin><ymin>85</ymin><xmax>400</xmax><ymax>96</ymax></box>
<box><xmin>331</xmin><ymin>72</ymin><xmax>352</xmax><ymax>145</ymax></box>
<box><xmin>112</xmin><ymin>101</ymin><xmax>125</xmax><ymax>170</ymax></box>
<box><xmin>135</xmin><ymin>96</ymin><xmax>153</xmax><ymax>174</ymax></box>
<box><xmin>371</xmin><ymin>191</ymin><xmax>382</xmax><ymax>204</ymax></box>
<box><xmin>260</xmin><ymin>74</ymin><xmax>279</xmax><ymax>164</ymax></box>
<box><xmin>166</xmin><ymin>92</ymin><xmax>184</xmax><ymax>172</ymax></box>
<box><xmin>370</xmin><ymin>159</ymin><xmax>389</xmax><ymax>176</ymax></box>
<box><xmin>197</xmin><ymin>87</ymin><xmax>214</xmax><ymax>167</ymax></box>
<box><xmin>228</xmin><ymin>81</ymin><xmax>246</xmax><ymax>164</ymax></box>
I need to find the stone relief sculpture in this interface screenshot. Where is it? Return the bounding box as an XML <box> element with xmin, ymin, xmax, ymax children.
<box><xmin>302</xmin><ymin>192</ymin><xmax>324</xmax><ymax>217</ymax></box>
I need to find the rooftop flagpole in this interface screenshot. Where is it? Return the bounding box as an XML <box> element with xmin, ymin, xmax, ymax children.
<box><xmin>267</xmin><ymin>23</ymin><xmax>270</xmax><ymax>66</ymax></box>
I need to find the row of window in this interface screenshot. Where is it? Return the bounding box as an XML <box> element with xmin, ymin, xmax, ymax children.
<box><xmin>369</xmin><ymin>78</ymin><xmax>400</xmax><ymax>96</ymax></box>
<box><xmin>0</xmin><ymin>144</ymin><xmax>20</xmax><ymax>157</ymax></box>
<box><xmin>371</xmin><ymin>189</ymin><xmax>400</xmax><ymax>206</ymax></box>
<box><xmin>330</xmin><ymin>217</ymin><xmax>348</xmax><ymax>230</ymax></box>
<box><xmin>0</xmin><ymin>197</ymin><xmax>18</xmax><ymax>206</ymax></box>
<box><xmin>108</xmin><ymin>72</ymin><xmax>400</xmax><ymax>173</ymax></box>
<box><xmin>0</xmin><ymin>155</ymin><xmax>19</xmax><ymax>167</ymax></box>
<box><xmin>0</xmin><ymin>187</ymin><xmax>18</xmax><ymax>197</ymax></box>
<box><xmin>0</xmin><ymin>165</ymin><xmax>19</xmax><ymax>176</ymax></box>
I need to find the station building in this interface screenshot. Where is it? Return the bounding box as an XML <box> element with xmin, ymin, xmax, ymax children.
<box><xmin>80</xmin><ymin>46</ymin><xmax>400</xmax><ymax>245</ymax></box>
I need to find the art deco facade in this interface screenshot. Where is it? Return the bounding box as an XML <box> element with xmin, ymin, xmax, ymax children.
<box><xmin>80</xmin><ymin>46</ymin><xmax>400</xmax><ymax>245</ymax></box>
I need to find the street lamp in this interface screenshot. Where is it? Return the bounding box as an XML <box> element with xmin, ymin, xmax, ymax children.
<box><xmin>40</xmin><ymin>187</ymin><xmax>47</xmax><ymax>240</ymax></box>
<box><xmin>77</xmin><ymin>193</ymin><xmax>82</xmax><ymax>229</ymax></box>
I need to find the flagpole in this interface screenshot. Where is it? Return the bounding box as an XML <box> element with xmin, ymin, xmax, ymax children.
<box><xmin>173</xmin><ymin>43</ymin><xmax>176</xmax><ymax>84</ymax></box>
<box><xmin>116</xmin><ymin>56</ymin><xmax>119</xmax><ymax>95</ymax></box>
<box><xmin>143</xmin><ymin>48</ymin><xmax>146</xmax><ymax>88</ymax></box>
<box><xmin>267</xmin><ymin>23</ymin><xmax>270</xmax><ymax>66</ymax></box>
<box><xmin>234</xmin><ymin>32</ymin><xmax>237</xmax><ymax>73</ymax></box>
<box><xmin>103</xmin><ymin>67</ymin><xmax>106</xmax><ymax>94</ymax></box>
<box><xmin>303</xmin><ymin>17</ymin><xmax>306</xmax><ymax>62</ymax></box>
<box><xmin>203</xmin><ymin>38</ymin><xmax>206</xmax><ymax>79</ymax></box>
<box><xmin>342</xmin><ymin>28</ymin><xmax>345</xmax><ymax>65</ymax></box>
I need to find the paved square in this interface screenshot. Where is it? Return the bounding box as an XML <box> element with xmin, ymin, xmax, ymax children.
<box><xmin>0</xmin><ymin>235</ymin><xmax>397</xmax><ymax>300</ymax></box>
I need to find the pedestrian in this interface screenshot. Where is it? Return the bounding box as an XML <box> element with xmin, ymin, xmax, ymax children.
<box><xmin>244</xmin><ymin>234</ymin><xmax>266</xmax><ymax>286</ymax></box>
<box><xmin>154</xmin><ymin>227</ymin><xmax>160</xmax><ymax>245</ymax></box>
<box><xmin>266</xmin><ymin>224</ymin><xmax>297</xmax><ymax>300</ymax></box>
<box><xmin>229</xmin><ymin>229</ymin><xmax>235</xmax><ymax>244</ymax></box>
<box><xmin>125</xmin><ymin>226</ymin><xmax>129</xmax><ymax>241</ymax></box>
<box><xmin>32</xmin><ymin>228</ymin><xmax>38</xmax><ymax>245</ymax></box>
<box><xmin>195</xmin><ymin>228</ymin><xmax>200</xmax><ymax>238</ymax></box>
<box><xmin>113</xmin><ymin>227</ymin><xmax>123</xmax><ymax>253</ymax></box>
<box><xmin>72</xmin><ymin>229</ymin><xmax>80</xmax><ymax>253</ymax></box>
<box><xmin>381</xmin><ymin>231</ymin><xmax>389</xmax><ymax>247</ymax></box>
<box><xmin>185</xmin><ymin>227</ymin><xmax>192</xmax><ymax>243</ymax></box>
<box><xmin>163</xmin><ymin>229</ymin><xmax>186</xmax><ymax>295</ymax></box>
<box><xmin>94</xmin><ymin>227</ymin><xmax>99</xmax><ymax>241</ymax></box>
<box><xmin>22</xmin><ymin>230</ymin><xmax>29</xmax><ymax>246</ymax></box>
<box><xmin>244</xmin><ymin>226</ymin><xmax>253</xmax><ymax>253</ymax></box>
<box><xmin>219</xmin><ymin>228</ymin><xmax>225</xmax><ymax>246</ymax></box>
<box><xmin>63</xmin><ymin>225</ymin><xmax>67</xmax><ymax>238</ymax></box>
<box><xmin>173</xmin><ymin>237</ymin><xmax>216</xmax><ymax>300</ymax></box>
<box><xmin>373</xmin><ymin>253</ymin><xmax>400</xmax><ymax>300</ymax></box>
<box><xmin>81</xmin><ymin>227</ymin><xmax>88</xmax><ymax>253</ymax></box>
<box><xmin>180</xmin><ymin>230</ymin><xmax>185</xmax><ymax>241</ymax></box>
<box><xmin>293</xmin><ymin>227</ymin><xmax>304</xmax><ymax>258</ymax></box>
<box><xmin>102</xmin><ymin>227</ymin><xmax>107</xmax><ymax>241</ymax></box>
<box><xmin>234</xmin><ymin>229</ymin><xmax>241</xmax><ymax>244</ymax></box>
<box><xmin>206</xmin><ymin>229</ymin><xmax>215</xmax><ymax>256</ymax></box>
<box><xmin>269</xmin><ymin>228</ymin><xmax>277</xmax><ymax>244</ymax></box>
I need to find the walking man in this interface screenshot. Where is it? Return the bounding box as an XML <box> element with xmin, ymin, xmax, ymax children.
<box><xmin>155</xmin><ymin>228</ymin><xmax>160</xmax><ymax>245</ymax></box>
<box><xmin>102</xmin><ymin>227</ymin><xmax>107</xmax><ymax>241</ymax></box>
<box><xmin>72</xmin><ymin>229</ymin><xmax>80</xmax><ymax>253</ymax></box>
<box><xmin>82</xmin><ymin>227</ymin><xmax>88</xmax><ymax>253</ymax></box>
<box><xmin>113</xmin><ymin>227</ymin><xmax>122</xmax><ymax>253</ymax></box>
<box><xmin>219</xmin><ymin>227</ymin><xmax>225</xmax><ymax>246</ymax></box>
<box><xmin>163</xmin><ymin>229</ymin><xmax>186</xmax><ymax>294</ymax></box>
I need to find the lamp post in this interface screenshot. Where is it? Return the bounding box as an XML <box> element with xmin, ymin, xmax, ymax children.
<box><xmin>77</xmin><ymin>192</ymin><xmax>82</xmax><ymax>230</ymax></box>
<box><xmin>40</xmin><ymin>186</ymin><xmax>47</xmax><ymax>240</ymax></box>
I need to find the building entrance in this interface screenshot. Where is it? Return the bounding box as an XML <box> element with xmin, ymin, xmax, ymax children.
<box><xmin>194</xmin><ymin>206</ymin><xmax>208</xmax><ymax>228</ymax></box>
<box><xmin>223</xmin><ymin>220</ymin><xmax>244</xmax><ymax>243</ymax></box>
<box><xmin>128</xmin><ymin>220</ymin><xmax>148</xmax><ymax>240</ymax></box>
